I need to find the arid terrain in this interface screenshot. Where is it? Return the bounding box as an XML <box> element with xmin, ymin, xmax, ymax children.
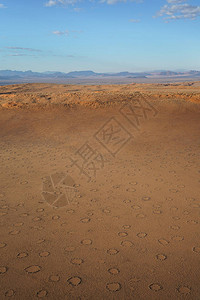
<box><xmin>0</xmin><ymin>82</ymin><xmax>200</xmax><ymax>299</ymax></box>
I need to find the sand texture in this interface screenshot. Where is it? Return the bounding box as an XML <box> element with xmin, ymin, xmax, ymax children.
<box><xmin>0</xmin><ymin>82</ymin><xmax>200</xmax><ymax>299</ymax></box>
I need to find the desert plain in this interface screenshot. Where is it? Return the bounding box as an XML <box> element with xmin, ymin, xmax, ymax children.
<box><xmin>0</xmin><ymin>81</ymin><xmax>200</xmax><ymax>299</ymax></box>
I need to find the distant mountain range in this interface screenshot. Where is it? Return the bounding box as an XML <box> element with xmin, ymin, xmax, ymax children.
<box><xmin>0</xmin><ymin>69</ymin><xmax>200</xmax><ymax>81</ymax></box>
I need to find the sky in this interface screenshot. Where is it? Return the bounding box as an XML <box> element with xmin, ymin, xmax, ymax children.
<box><xmin>0</xmin><ymin>0</ymin><xmax>200</xmax><ymax>72</ymax></box>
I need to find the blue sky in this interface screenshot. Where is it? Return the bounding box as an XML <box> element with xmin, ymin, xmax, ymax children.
<box><xmin>0</xmin><ymin>0</ymin><xmax>200</xmax><ymax>72</ymax></box>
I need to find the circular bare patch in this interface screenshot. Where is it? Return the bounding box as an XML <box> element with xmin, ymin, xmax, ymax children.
<box><xmin>36</xmin><ymin>208</ymin><xmax>44</xmax><ymax>212</ymax></box>
<box><xmin>153</xmin><ymin>210</ymin><xmax>162</xmax><ymax>214</ymax></box>
<box><xmin>0</xmin><ymin>212</ymin><xmax>7</xmax><ymax>216</ymax></box>
<box><xmin>9</xmin><ymin>230</ymin><xmax>20</xmax><ymax>235</ymax></box>
<box><xmin>65</xmin><ymin>246</ymin><xmax>76</xmax><ymax>252</ymax></box>
<box><xmin>123</xmin><ymin>199</ymin><xmax>131</xmax><ymax>203</ymax></box>
<box><xmin>126</xmin><ymin>188</ymin><xmax>136</xmax><ymax>192</ymax></box>
<box><xmin>177</xmin><ymin>286</ymin><xmax>191</xmax><ymax>294</ymax></box>
<box><xmin>25</xmin><ymin>265</ymin><xmax>41</xmax><ymax>273</ymax></box>
<box><xmin>172</xmin><ymin>216</ymin><xmax>180</xmax><ymax>220</ymax></box>
<box><xmin>32</xmin><ymin>217</ymin><xmax>42</xmax><ymax>222</ymax></box>
<box><xmin>67</xmin><ymin>276</ymin><xmax>82</xmax><ymax>286</ymax></box>
<box><xmin>187</xmin><ymin>220</ymin><xmax>198</xmax><ymax>225</ymax></box>
<box><xmin>102</xmin><ymin>209</ymin><xmax>111</xmax><ymax>214</ymax></box>
<box><xmin>123</xmin><ymin>225</ymin><xmax>131</xmax><ymax>229</ymax></box>
<box><xmin>0</xmin><ymin>266</ymin><xmax>7</xmax><ymax>274</ymax></box>
<box><xmin>149</xmin><ymin>283</ymin><xmax>163</xmax><ymax>291</ymax></box>
<box><xmin>118</xmin><ymin>232</ymin><xmax>128</xmax><ymax>237</ymax></box>
<box><xmin>172</xmin><ymin>236</ymin><xmax>184</xmax><ymax>241</ymax></box>
<box><xmin>1</xmin><ymin>205</ymin><xmax>8</xmax><ymax>209</ymax></box>
<box><xmin>136</xmin><ymin>213</ymin><xmax>146</xmax><ymax>218</ymax></box>
<box><xmin>71</xmin><ymin>258</ymin><xmax>84</xmax><ymax>265</ymax></box>
<box><xmin>131</xmin><ymin>205</ymin><xmax>141</xmax><ymax>210</ymax></box>
<box><xmin>156</xmin><ymin>254</ymin><xmax>167</xmax><ymax>261</ymax></box>
<box><xmin>39</xmin><ymin>252</ymin><xmax>50</xmax><ymax>257</ymax></box>
<box><xmin>158</xmin><ymin>239</ymin><xmax>169</xmax><ymax>246</ymax></box>
<box><xmin>5</xmin><ymin>289</ymin><xmax>15</xmax><ymax>297</ymax></box>
<box><xmin>0</xmin><ymin>242</ymin><xmax>7</xmax><ymax>248</ymax></box>
<box><xmin>121</xmin><ymin>240</ymin><xmax>134</xmax><ymax>247</ymax></box>
<box><xmin>142</xmin><ymin>196</ymin><xmax>151</xmax><ymax>201</ymax></box>
<box><xmin>192</xmin><ymin>247</ymin><xmax>200</xmax><ymax>253</ymax></box>
<box><xmin>20</xmin><ymin>181</ymin><xmax>28</xmax><ymax>185</ymax></box>
<box><xmin>87</xmin><ymin>212</ymin><xmax>94</xmax><ymax>216</ymax></box>
<box><xmin>49</xmin><ymin>275</ymin><xmax>60</xmax><ymax>282</ymax></box>
<box><xmin>137</xmin><ymin>232</ymin><xmax>147</xmax><ymax>238</ymax></box>
<box><xmin>81</xmin><ymin>239</ymin><xmax>92</xmax><ymax>245</ymax></box>
<box><xmin>37</xmin><ymin>290</ymin><xmax>48</xmax><ymax>298</ymax></box>
<box><xmin>66</xmin><ymin>209</ymin><xmax>75</xmax><ymax>214</ymax></box>
<box><xmin>20</xmin><ymin>213</ymin><xmax>29</xmax><ymax>217</ymax></box>
<box><xmin>108</xmin><ymin>268</ymin><xmax>120</xmax><ymax>275</ymax></box>
<box><xmin>14</xmin><ymin>222</ymin><xmax>24</xmax><ymax>227</ymax></box>
<box><xmin>130</xmin><ymin>182</ymin><xmax>138</xmax><ymax>185</ymax></box>
<box><xmin>52</xmin><ymin>215</ymin><xmax>60</xmax><ymax>220</ymax></box>
<box><xmin>106</xmin><ymin>282</ymin><xmax>121</xmax><ymax>292</ymax></box>
<box><xmin>81</xmin><ymin>218</ymin><xmax>90</xmax><ymax>223</ymax></box>
<box><xmin>17</xmin><ymin>252</ymin><xmax>28</xmax><ymax>258</ymax></box>
<box><xmin>170</xmin><ymin>225</ymin><xmax>180</xmax><ymax>230</ymax></box>
<box><xmin>36</xmin><ymin>239</ymin><xmax>45</xmax><ymax>244</ymax></box>
<box><xmin>107</xmin><ymin>248</ymin><xmax>119</xmax><ymax>255</ymax></box>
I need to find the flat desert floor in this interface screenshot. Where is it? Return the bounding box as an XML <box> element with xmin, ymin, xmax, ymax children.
<box><xmin>0</xmin><ymin>82</ymin><xmax>200</xmax><ymax>299</ymax></box>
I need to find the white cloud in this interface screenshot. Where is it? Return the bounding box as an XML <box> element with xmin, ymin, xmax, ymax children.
<box><xmin>45</xmin><ymin>0</ymin><xmax>78</xmax><ymax>6</ymax></box>
<box><xmin>5</xmin><ymin>47</ymin><xmax>42</xmax><ymax>52</ymax></box>
<box><xmin>45</xmin><ymin>0</ymin><xmax>57</xmax><ymax>6</ymax></box>
<box><xmin>167</xmin><ymin>0</ymin><xmax>184</xmax><ymax>3</ymax></box>
<box><xmin>100</xmin><ymin>0</ymin><xmax>126</xmax><ymax>4</ymax></box>
<box><xmin>73</xmin><ymin>7</ymin><xmax>82</xmax><ymax>12</ymax></box>
<box><xmin>129</xmin><ymin>18</ymin><xmax>140</xmax><ymax>22</ymax></box>
<box><xmin>7</xmin><ymin>53</ymin><xmax>36</xmax><ymax>57</ymax></box>
<box><xmin>45</xmin><ymin>0</ymin><xmax>142</xmax><ymax>6</ymax></box>
<box><xmin>52</xmin><ymin>30</ymin><xmax>69</xmax><ymax>35</ymax></box>
<box><xmin>52</xmin><ymin>29</ymin><xmax>83</xmax><ymax>37</ymax></box>
<box><xmin>100</xmin><ymin>0</ymin><xmax>142</xmax><ymax>4</ymax></box>
<box><xmin>157</xmin><ymin>1</ymin><xmax>200</xmax><ymax>20</ymax></box>
<box><xmin>3</xmin><ymin>47</ymin><xmax>42</xmax><ymax>57</ymax></box>
<box><xmin>0</xmin><ymin>3</ymin><xmax>6</xmax><ymax>8</ymax></box>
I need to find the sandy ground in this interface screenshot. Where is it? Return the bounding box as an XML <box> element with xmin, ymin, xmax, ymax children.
<box><xmin>0</xmin><ymin>83</ymin><xmax>200</xmax><ymax>299</ymax></box>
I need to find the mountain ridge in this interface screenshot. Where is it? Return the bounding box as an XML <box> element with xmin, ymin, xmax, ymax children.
<box><xmin>0</xmin><ymin>69</ymin><xmax>200</xmax><ymax>80</ymax></box>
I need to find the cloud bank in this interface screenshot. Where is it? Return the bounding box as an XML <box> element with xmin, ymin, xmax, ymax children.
<box><xmin>157</xmin><ymin>0</ymin><xmax>200</xmax><ymax>20</ymax></box>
